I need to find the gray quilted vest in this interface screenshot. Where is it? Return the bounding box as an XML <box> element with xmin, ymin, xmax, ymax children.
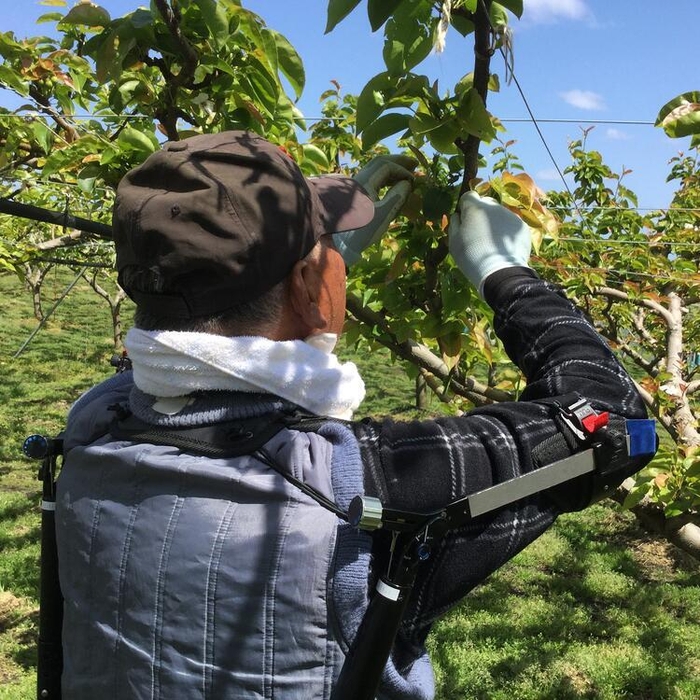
<box><xmin>55</xmin><ymin>372</ymin><xmax>434</xmax><ymax>699</ymax></box>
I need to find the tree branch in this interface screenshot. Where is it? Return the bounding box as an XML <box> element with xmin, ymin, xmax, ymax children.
<box><xmin>153</xmin><ymin>0</ymin><xmax>199</xmax><ymax>85</ymax></box>
<box><xmin>457</xmin><ymin>0</ymin><xmax>493</xmax><ymax>195</ymax></box>
<box><xmin>27</xmin><ymin>85</ymin><xmax>80</xmax><ymax>143</ymax></box>
<box><xmin>593</xmin><ymin>286</ymin><xmax>675</xmax><ymax>327</ymax></box>
<box><xmin>665</xmin><ymin>293</ymin><xmax>683</xmax><ymax>377</ymax></box>
<box><xmin>35</xmin><ymin>229</ymin><xmax>97</xmax><ymax>250</ymax></box>
<box><xmin>420</xmin><ymin>368</ymin><xmax>454</xmax><ymax>405</ymax></box>
<box><xmin>632</xmin><ymin>307</ymin><xmax>658</xmax><ymax>347</ymax></box>
<box><xmin>424</xmin><ymin>1</ymin><xmax>495</xmax><ymax>277</ymax></box>
<box><xmin>346</xmin><ymin>293</ymin><xmax>512</xmax><ymax>405</ymax></box>
<box><xmin>616</xmin><ymin>340</ymin><xmax>660</xmax><ymax>378</ymax></box>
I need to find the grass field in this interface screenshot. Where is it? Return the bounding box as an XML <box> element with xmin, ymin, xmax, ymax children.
<box><xmin>1</xmin><ymin>270</ymin><xmax>699</xmax><ymax>699</ymax></box>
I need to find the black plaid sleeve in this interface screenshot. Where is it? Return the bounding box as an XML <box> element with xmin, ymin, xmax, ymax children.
<box><xmin>353</xmin><ymin>271</ymin><xmax>649</xmax><ymax>649</ymax></box>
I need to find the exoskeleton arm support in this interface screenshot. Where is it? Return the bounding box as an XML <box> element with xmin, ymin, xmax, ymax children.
<box><xmin>331</xmin><ymin>402</ymin><xmax>656</xmax><ymax>700</ymax></box>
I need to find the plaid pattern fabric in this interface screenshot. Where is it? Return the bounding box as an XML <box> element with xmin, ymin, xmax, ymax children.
<box><xmin>354</xmin><ymin>273</ymin><xmax>648</xmax><ymax>651</ymax></box>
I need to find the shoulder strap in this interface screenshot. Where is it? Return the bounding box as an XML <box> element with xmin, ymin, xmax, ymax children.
<box><xmin>109</xmin><ymin>409</ymin><xmax>334</xmax><ymax>459</ymax></box>
<box><xmin>109</xmin><ymin>407</ymin><xmax>353</xmax><ymax>522</ymax></box>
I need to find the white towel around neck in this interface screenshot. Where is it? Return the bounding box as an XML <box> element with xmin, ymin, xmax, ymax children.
<box><xmin>124</xmin><ymin>328</ymin><xmax>366</xmax><ymax>420</ymax></box>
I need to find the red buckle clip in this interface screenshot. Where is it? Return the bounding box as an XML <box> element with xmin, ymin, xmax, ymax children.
<box><xmin>582</xmin><ymin>411</ymin><xmax>609</xmax><ymax>435</ymax></box>
<box><xmin>557</xmin><ymin>397</ymin><xmax>609</xmax><ymax>442</ymax></box>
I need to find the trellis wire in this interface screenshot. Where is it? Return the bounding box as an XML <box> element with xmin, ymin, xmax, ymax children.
<box><xmin>0</xmin><ymin>113</ymin><xmax>659</xmax><ymax>126</ymax></box>
<box><xmin>13</xmin><ymin>265</ymin><xmax>88</xmax><ymax>358</ymax></box>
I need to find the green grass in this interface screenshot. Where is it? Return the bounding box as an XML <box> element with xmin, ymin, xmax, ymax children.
<box><xmin>428</xmin><ymin>506</ymin><xmax>700</xmax><ymax>699</ymax></box>
<box><xmin>1</xmin><ymin>270</ymin><xmax>699</xmax><ymax>699</ymax></box>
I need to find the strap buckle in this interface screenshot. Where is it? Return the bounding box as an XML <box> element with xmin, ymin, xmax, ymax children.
<box><xmin>557</xmin><ymin>396</ymin><xmax>609</xmax><ymax>442</ymax></box>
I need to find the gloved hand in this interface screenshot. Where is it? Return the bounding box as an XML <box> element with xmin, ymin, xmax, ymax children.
<box><xmin>448</xmin><ymin>190</ymin><xmax>532</xmax><ymax>296</ymax></box>
<box><xmin>335</xmin><ymin>155</ymin><xmax>417</xmax><ymax>266</ymax></box>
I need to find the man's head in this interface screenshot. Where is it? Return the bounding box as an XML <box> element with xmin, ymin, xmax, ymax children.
<box><xmin>113</xmin><ymin>131</ymin><xmax>375</xmax><ymax>335</ymax></box>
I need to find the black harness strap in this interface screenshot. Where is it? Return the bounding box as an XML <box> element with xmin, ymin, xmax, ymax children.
<box><xmin>109</xmin><ymin>411</ymin><xmax>291</xmax><ymax>458</ymax></box>
<box><xmin>109</xmin><ymin>408</ymin><xmax>351</xmax><ymax>521</ymax></box>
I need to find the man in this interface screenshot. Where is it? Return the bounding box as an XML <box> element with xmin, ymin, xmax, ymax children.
<box><xmin>55</xmin><ymin>131</ymin><xmax>654</xmax><ymax>699</ymax></box>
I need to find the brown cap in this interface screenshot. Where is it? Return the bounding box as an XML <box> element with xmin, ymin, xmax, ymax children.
<box><xmin>113</xmin><ymin>131</ymin><xmax>375</xmax><ymax>318</ymax></box>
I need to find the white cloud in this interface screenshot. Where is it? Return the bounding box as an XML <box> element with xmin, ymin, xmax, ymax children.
<box><xmin>523</xmin><ymin>0</ymin><xmax>590</xmax><ymax>23</ymax></box>
<box><xmin>559</xmin><ymin>89</ymin><xmax>606</xmax><ymax>111</ymax></box>
<box><xmin>605</xmin><ymin>128</ymin><xmax>630</xmax><ymax>140</ymax></box>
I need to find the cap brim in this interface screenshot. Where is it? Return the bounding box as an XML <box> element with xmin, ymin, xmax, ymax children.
<box><xmin>309</xmin><ymin>175</ymin><xmax>375</xmax><ymax>234</ymax></box>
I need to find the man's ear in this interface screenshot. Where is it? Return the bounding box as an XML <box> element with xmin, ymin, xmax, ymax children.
<box><xmin>288</xmin><ymin>259</ymin><xmax>327</xmax><ymax>332</ymax></box>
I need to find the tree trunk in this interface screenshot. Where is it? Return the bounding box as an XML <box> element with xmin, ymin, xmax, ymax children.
<box><xmin>416</xmin><ymin>374</ymin><xmax>428</xmax><ymax>409</ymax></box>
<box><xmin>614</xmin><ymin>479</ymin><xmax>700</xmax><ymax>562</ymax></box>
<box><xmin>112</xmin><ymin>296</ymin><xmax>125</xmax><ymax>351</ymax></box>
<box><xmin>22</xmin><ymin>263</ymin><xmax>51</xmax><ymax>321</ymax></box>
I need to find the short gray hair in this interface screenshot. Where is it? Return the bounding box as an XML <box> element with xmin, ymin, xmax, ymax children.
<box><xmin>120</xmin><ymin>267</ymin><xmax>288</xmax><ymax>335</ymax></box>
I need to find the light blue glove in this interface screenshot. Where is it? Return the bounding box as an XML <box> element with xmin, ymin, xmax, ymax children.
<box><xmin>335</xmin><ymin>155</ymin><xmax>416</xmax><ymax>266</ymax></box>
<box><xmin>448</xmin><ymin>190</ymin><xmax>532</xmax><ymax>297</ymax></box>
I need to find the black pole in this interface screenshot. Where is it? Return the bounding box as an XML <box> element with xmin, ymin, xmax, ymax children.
<box><xmin>331</xmin><ymin>577</ymin><xmax>412</xmax><ymax>700</ymax></box>
<box><xmin>331</xmin><ymin>530</ymin><xmax>431</xmax><ymax>700</ymax></box>
<box><xmin>0</xmin><ymin>198</ymin><xmax>112</xmax><ymax>239</ymax></box>
<box><xmin>24</xmin><ymin>435</ymin><xmax>64</xmax><ymax>700</ymax></box>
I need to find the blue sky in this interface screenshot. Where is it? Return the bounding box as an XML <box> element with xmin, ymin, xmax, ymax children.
<box><xmin>5</xmin><ymin>0</ymin><xmax>699</xmax><ymax>209</ymax></box>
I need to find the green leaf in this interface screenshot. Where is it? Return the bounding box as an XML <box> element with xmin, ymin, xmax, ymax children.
<box><xmin>241</xmin><ymin>55</ymin><xmax>280</xmax><ymax>116</ymax></box>
<box><xmin>455</xmin><ymin>72</ymin><xmax>476</xmax><ymax>98</ymax></box>
<box><xmin>269</xmin><ymin>29</ymin><xmax>305</xmax><ymax>100</ymax></box>
<box><xmin>77</xmin><ymin>162</ymin><xmax>101</xmax><ymax>194</ymax></box>
<box><xmin>490</xmin><ymin>3</ymin><xmax>509</xmax><ymax>28</ymax></box>
<box><xmin>91</xmin><ymin>28</ymin><xmax>119</xmax><ymax>83</ymax></box>
<box><xmin>423</xmin><ymin>186</ymin><xmax>453</xmax><ymax>221</ymax></box>
<box><xmin>496</xmin><ymin>0</ymin><xmax>524</xmax><ymax>19</ymax></box>
<box><xmin>409</xmin><ymin>113</ymin><xmax>460</xmax><ymax>153</ymax></box>
<box><xmin>655</xmin><ymin>91</ymin><xmax>700</xmax><ymax>138</ymax></box>
<box><xmin>41</xmin><ymin>136</ymin><xmax>102</xmax><ymax>178</ymax></box>
<box><xmin>367</xmin><ymin>0</ymin><xmax>407</xmax><ymax>32</ymax></box>
<box><xmin>389</xmin><ymin>73</ymin><xmax>432</xmax><ymax>106</ymax></box>
<box><xmin>259</xmin><ymin>28</ymin><xmax>280</xmax><ymax>81</ymax></box>
<box><xmin>192</xmin><ymin>0</ymin><xmax>230</xmax><ymax>48</ymax></box>
<box><xmin>427</xmin><ymin>121</ymin><xmax>461</xmax><ymax>154</ymax></box>
<box><xmin>112</xmin><ymin>78</ymin><xmax>154</xmax><ymax>111</ymax></box>
<box><xmin>383</xmin><ymin>10</ymin><xmax>434</xmax><ymax>76</ymax></box>
<box><xmin>232</xmin><ymin>7</ymin><xmax>266</xmax><ymax>56</ymax></box>
<box><xmin>685</xmin><ymin>459</ymin><xmax>700</xmax><ymax>479</ymax></box>
<box><xmin>622</xmin><ymin>481</ymin><xmax>652</xmax><ymax>510</ymax></box>
<box><xmin>300</xmin><ymin>144</ymin><xmax>330</xmax><ymax>173</ymax></box>
<box><xmin>31</xmin><ymin>121</ymin><xmax>53</xmax><ymax>154</ymax></box>
<box><xmin>100</xmin><ymin>144</ymin><xmax>120</xmax><ymax>166</ymax></box>
<box><xmin>118</xmin><ymin>126</ymin><xmax>157</xmax><ymax>156</ymax></box>
<box><xmin>0</xmin><ymin>32</ymin><xmax>30</xmax><ymax>61</ymax></box>
<box><xmin>361</xmin><ymin>112</ymin><xmax>411</xmax><ymax>150</ymax></box>
<box><xmin>409</xmin><ymin>112</ymin><xmax>442</xmax><ymax>136</ymax></box>
<box><xmin>456</xmin><ymin>87</ymin><xmax>496</xmax><ymax>142</ymax></box>
<box><xmin>36</xmin><ymin>12</ymin><xmax>65</xmax><ymax>24</ymax></box>
<box><xmin>0</xmin><ymin>65</ymin><xmax>29</xmax><ymax>96</ymax></box>
<box><xmin>128</xmin><ymin>8</ymin><xmax>154</xmax><ymax>30</ymax></box>
<box><xmin>201</xmin><ymin>55</ymin><xmax>238</xmax><ymax>79</ymax></box>
<box><xmin>325</xmin><ymin>0</ymin><xmax>362</xmax><ymax>33</ymax></box>
<box><xmin>451</xmin><ymin>14</ymin><xmax>475</xmax><ymax>37</ymax></box>
<box><xmin>61</xmin><ymin>3</ymin><xmax>111</xmax><ymax>27</ymax></box>
<box><xmin>356</xmin><ymin>72</ymin><xmax>392</xmax><ymax>134</ymax></box>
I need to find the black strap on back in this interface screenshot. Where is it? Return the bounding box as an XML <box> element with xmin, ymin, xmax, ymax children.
<box><xmin>108</xmin><ymin>406</ymin><xmax>335</xmax><ymax>457</ymax></box>
<box><xmin>108</xmin><ymin>407</ymin><xmax>351</xmax><ymax>521</ymax></box>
